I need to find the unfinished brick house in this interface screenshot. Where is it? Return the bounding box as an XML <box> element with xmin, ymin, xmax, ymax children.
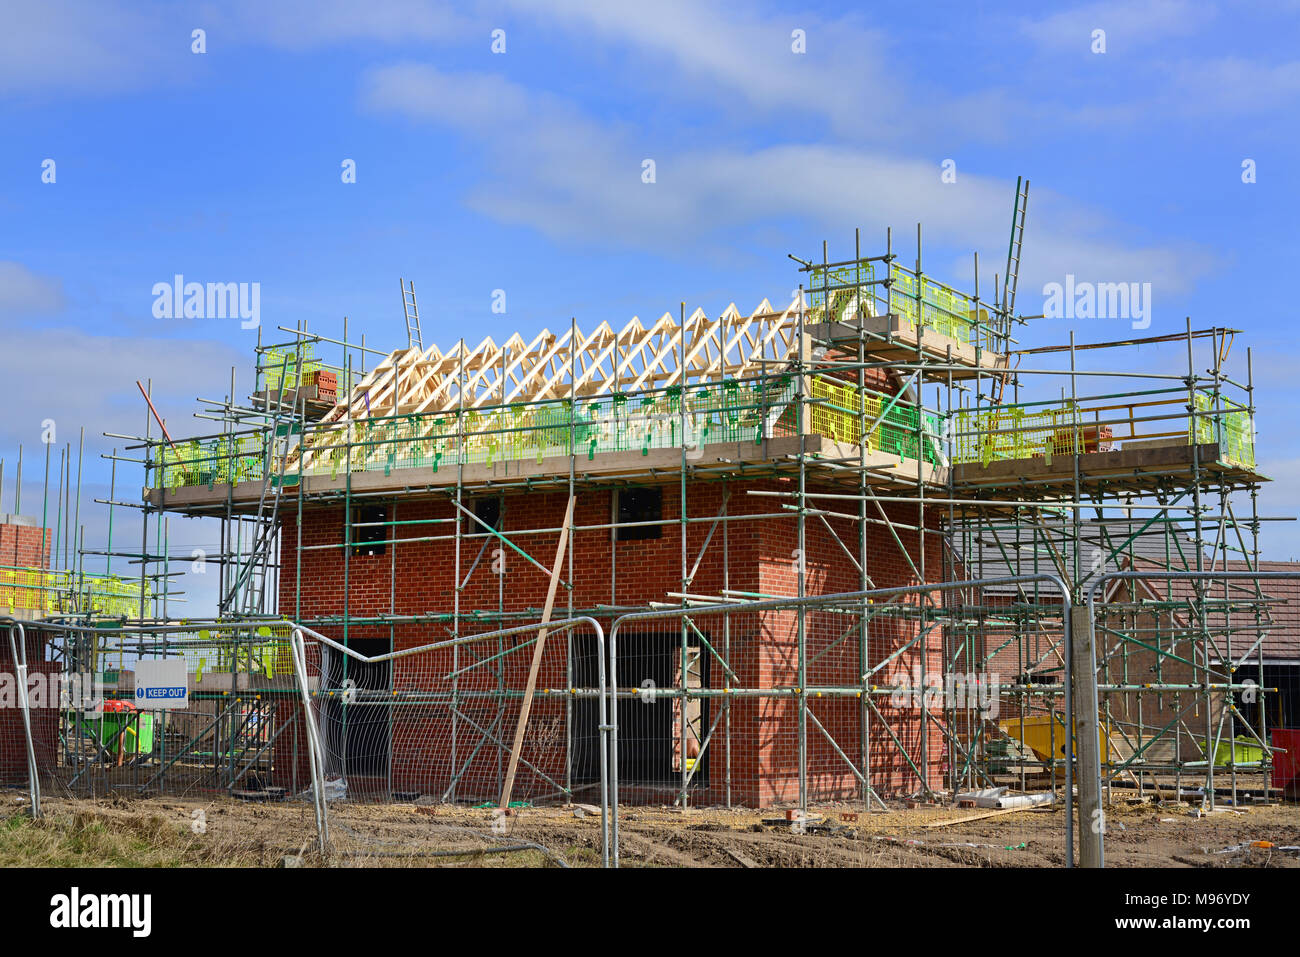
<box><xmin>137</xmin><ymin>229</ymin><xmax>1273</xmax><ymax>808</ymax></box>
<box><xmin>150</xmin><ymin>289</ymin><xmax>970</xmax><ymax>806</ymax></box>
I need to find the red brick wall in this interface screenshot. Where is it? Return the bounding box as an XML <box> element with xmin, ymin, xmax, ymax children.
<box><xmin>278</xmin><ymin>478</ymin><xmax>949</xmax><ymax>804</ymax></box>
<box><xmin>0</xmin><ymin>520</ymin><xmax>52</xmax><ymax>572</ymax></box>
<box><xmin>282</xmin><ymin>482</ymin><xmax>766</xmax><ymax>619</ymax></box>
<box><xmin>751</xmin><ymin>481</ymin><xmax>946</xmax><ymax>801</ymax></box>
<box><xmin>1</xmin><ymin>519</ymin><xmax>54</xmax><ymax>619</ymax></box>
<box><xmin>819</xmin><ymin>353</ymin><xmax>896</xmax><ymax>394</ymax></box>
<box><xmin>0</xmin><ymin>520</ymin><xmax>56</xmax><ymax>783</ymax></box>
<box><xmin>0</xmin><ymin>675</ymin><xmax>58</xmax><ymax>785</ymax></box>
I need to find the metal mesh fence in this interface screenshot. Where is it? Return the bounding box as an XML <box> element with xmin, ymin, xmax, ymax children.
<box><xmin>606</xmin><ymin>584</ymin><xmax>1083</xmax><ymax>864</ymax></box>
<box><xmin>291</xmin><ymin>618</ymin><xmax>610</xmax><ymax>863</ymax></box>
<box><xmin>607</xmin><ymin>599</ymin><xmax>929</xmax><ymax>807</ymax></box>
<box><xmin>0</xmin><ymin>622</ymin><xmax>322</xmax><ymax>846</ymax></box>
<box><xmin>24</xmin><ymin>573</ymin><xmax>1269</xmax><ymax>866</ymax></box>
<box><xmin>301</xmin><ymin>622</ymin><xmax>602</xmax><ymax>806</ymax></box>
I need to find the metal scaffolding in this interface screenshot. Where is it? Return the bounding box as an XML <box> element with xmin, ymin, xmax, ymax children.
<box><xmin>5</xmin><ymin>192</ymin><xmax>1291</xmax><ymax>869</ymax></box>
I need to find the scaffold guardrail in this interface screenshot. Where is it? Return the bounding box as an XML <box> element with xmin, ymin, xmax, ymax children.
<box><xmin>953</xmin><ymin>387</ymin><xmax>1256</xmax><ymax>469</ymax></box>
<box><xmin>0</xmin><ymin>565</ymin><xmax>150</xmax><ymax>618</ymax></box>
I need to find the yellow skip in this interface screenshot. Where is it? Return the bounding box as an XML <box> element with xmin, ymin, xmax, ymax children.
<box><xmin>999</xmin><ymin>713</ymin><xmax>1109</xmax><ymax>763</ymax></box>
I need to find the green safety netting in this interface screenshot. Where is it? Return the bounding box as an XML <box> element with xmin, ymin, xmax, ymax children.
<box><xmin>155</xmin><ymin>434</ymin><xmax>267</xmax><ymax>489</ymax></box>
<box><xmin>810</xmin><ymin>376</ymin><xmax>944</xmax><ymax>465</ymax></box>
<box><xmin>151</xmin><ymin>378</ymin><xmax>801</xmax><ymax>488</ymax></box>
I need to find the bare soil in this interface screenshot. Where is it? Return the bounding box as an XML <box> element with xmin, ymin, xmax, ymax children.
<box><xmin>3</xmin><ymin>793</ymin><xmax>1296</xmax><ymax>867</ymax></box>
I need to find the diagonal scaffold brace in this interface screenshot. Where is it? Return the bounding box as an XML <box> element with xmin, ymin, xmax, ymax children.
<box><xmin>498</xmin><ymin>493</ymin><xmax>576</xmax><ymax>810</ymax></box>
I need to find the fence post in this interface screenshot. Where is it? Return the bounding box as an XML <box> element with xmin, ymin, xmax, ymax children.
<box><xmin>6</xmin><ymin>623</ymin><xmax>41</xmax><ymax>817</ymax></box>
<box><xmin>289</xmin><ymin>629</ymin><xmax>329</xmax><ymax>856</ymax></box>
<box><xmin>1069</xmin><ymin>605</ymin><xmax>1103</xmax><ymax>867</ymax></box>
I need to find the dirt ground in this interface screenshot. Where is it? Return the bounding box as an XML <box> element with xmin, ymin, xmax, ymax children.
<box><xmin>4</xmin><ymin>792</ymin><xmax>1296</xmax><ymax>867</ymax></box>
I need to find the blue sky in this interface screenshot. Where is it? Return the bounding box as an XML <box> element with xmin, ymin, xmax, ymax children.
<box><xmin>1</xmin><ymin>0</ymin><xmax>1298</xmax><ymax>614</ymax></box>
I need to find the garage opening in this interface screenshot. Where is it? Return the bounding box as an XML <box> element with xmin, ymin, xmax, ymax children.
<box><xmin>323</xmin><ymin>637</ymin><xmax>392</xmax><ymax>792</ymax></box>
<box><xmin>571</xmin><ymin>630</ymin><xmax>710</xmax><ymax>793</ymax></box>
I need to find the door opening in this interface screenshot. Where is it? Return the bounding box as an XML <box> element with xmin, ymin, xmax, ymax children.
<box><xmin>323</xmin><ymin>637</ymin><xmax>392</xmax><ymax>791</ymax></box>
<box><xmin>571</xmin><ymin>631</ymin><xmax>710</xmax><ymax>792</ymax></box>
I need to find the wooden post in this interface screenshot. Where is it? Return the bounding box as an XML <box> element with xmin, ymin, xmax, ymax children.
<box><xmin>1070</xmin><ymin>605</ymin><xmax>1104</xmax><ymax>867</ymax></box>
<box><xmin>499</xmin><ymin>494</ymin><xmax>576</xmax><ymax>809</ymax></box>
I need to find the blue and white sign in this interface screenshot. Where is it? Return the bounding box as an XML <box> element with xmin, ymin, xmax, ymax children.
<box><xmin>133</xmin><ymin>659</ymin><xmax>189</xmax><ymax>710</ymax></box>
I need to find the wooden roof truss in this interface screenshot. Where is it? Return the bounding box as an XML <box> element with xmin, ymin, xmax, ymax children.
<box><xmin>293</xmin><ymin>296</ymin><xmax>802</xmax><ymax>471</ymax></box>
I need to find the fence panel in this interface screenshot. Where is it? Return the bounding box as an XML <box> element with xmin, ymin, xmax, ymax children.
<box><xmin>292</xmin><ymin>618</ymin><xmax>610</xmax><ymax>865</ymax></box>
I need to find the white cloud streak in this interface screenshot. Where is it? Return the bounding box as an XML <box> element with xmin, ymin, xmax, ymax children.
<box><xmin>363</xmin><ymin>63</ymin><xmax>1214</xmax><ymax>294</ymax></box>
<box><xmin>0</xmin><ymin>261</ymin><xmax>66</xmax><ymax>318</ymax></box>
<box><xmin>0</xmin><ymin>324</ymin><xmax>245</xmax><ymax>452</ymax></box>
<box><xmin>1020</xmin><ymin>0</ymin><xmax>1207</xmax><ymax>51</ymax></box>
<box><xmin>0</xmin><ymin>0</ymin><xmax>183</xmax><ymax>97</ymax></box>
<box><xmin>219</xmin><ymin>0</ymin><xmax>478</xmax><ymax>49</ymax></box>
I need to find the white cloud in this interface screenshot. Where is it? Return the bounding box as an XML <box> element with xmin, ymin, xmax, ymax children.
<box><xmin>363</xmin><ymin>63</ymin><xmax>1215</xmax><ymax>295</ymax></box>
<box><xmin>0</xmin><ymin>261</ymin><xmax>66</xmax><ymax>318</ymax></box>
<box><xmin>0</xmin><ymin>324</ymin><xmax>245</xmax><ymax>451</ymax></box>
<box><xmin>221</xmin><ymin>0</ymin><xmax>477</xmax><ymax>50</ymax></box>
<box><xmin>1014</xmin><ymin>1</ymin><xmax>1300</xmax><ymax>125</ymax></box>
<box><xmin>0</xmin><ymin>0</ymin><xmax>475</xmax><ymax>99</ymax></box>
<box><xmin>0</xmin><ymin>0</ymin><xmax>184</xmax><ymax>98</ymax></box>
<box><xmin>1021</xmin><ymin>0</ymin><xmax>1207</xmax><ymax>51</ymax></box>
<box><xmin>499</xmin><ymin>0</ymin><xmax>899</xmax><ymax>137</ymax></box>
<box><xmin>1162</xmin><ymin>56</ymin><xmax>1300</xmax><ymax>113</ymax></box>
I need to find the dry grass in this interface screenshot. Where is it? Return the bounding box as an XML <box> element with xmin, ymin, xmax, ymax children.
<box><xmin>0</xmin><ymin>797</ymin><xmax>580</xmax><ymax>868</ymax></box>
<box><xmin>0</xmin><ymin>809</ymin><xmax>290</xmax><ymax>868</ymax></box>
